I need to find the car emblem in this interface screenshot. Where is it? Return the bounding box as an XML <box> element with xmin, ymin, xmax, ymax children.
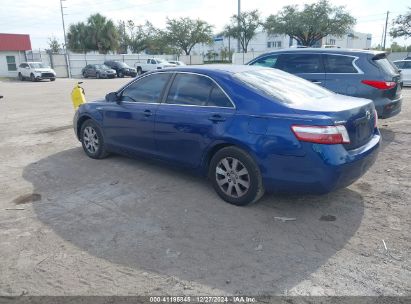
<box><xmin>365</xmin><ymin>110</ymin><xmax>371</xmax><ymax>120</ymax></box>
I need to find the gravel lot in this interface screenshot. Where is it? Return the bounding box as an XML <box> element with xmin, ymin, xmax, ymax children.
<box><xmin>0</xmin><ymin>77</ymin><xmax>410</xmax><ymax>296</ymax></box>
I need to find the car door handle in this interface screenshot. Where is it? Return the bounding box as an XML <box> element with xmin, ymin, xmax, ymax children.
<box><xmin>143</xmin><ymin>109</ymin><xmax>152</xmax><ymax>117</ymax></box>
<box><xmin>208</xmin><ymin>114</ymin><xmax>226</xmax><ymax>122</ymax></box>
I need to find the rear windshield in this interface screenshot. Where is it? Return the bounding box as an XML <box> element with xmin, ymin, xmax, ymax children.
<box><xmin>373</xmin><ymin>55</ymin><xmax>398</xmax><ymax>75</ymax></box>
<box><xmin>234</xmin><ymin>69</ymin><xmax>332</xmax><ymax>105</ymax></box>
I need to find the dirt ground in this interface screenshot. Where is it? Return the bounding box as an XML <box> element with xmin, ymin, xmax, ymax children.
<box><xmin>0</xmin><ymin>77</ymin><xmax>409</xmax><ymax>297</ymax></box>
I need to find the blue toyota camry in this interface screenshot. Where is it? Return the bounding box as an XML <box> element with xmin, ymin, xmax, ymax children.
<box><xmin>73</xmin><ymin>65</ymin><xmax>380</xmax><ymax>206</ymax></box>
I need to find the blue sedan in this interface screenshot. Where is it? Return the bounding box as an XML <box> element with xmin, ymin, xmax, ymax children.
<box><xmin>73</xmin><ymin>65</ymin><xmax>380</xmax><ymax>205</ymax></box>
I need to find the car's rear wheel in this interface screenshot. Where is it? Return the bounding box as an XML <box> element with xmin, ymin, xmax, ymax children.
<box><xmin>18</xmin><ymin>73</ymin><xmax>24</xmax><ymax>81</ymax></box>
<box><xmin>209</xmin><ymin>146</ymin><xmax>264</xmax><ymax>206</ymax></box>
<box><xmin>50</xmin><ymin>78</ymin><xmax>56</xmax><ymax>82</ymax></box>
<box><xmin>96</xmin><ymin>72</ymin><xmax>100</xmax><ymax>79</ymax></box>
<box><xmin>80</xmin><ymin>120</ymin><xmax>109</xmax><ymax>159</ymax></box>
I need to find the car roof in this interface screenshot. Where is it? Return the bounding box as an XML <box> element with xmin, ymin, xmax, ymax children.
<box><xmin>163</xmin><ymin>64</ymin><xmax>265</xmax><ymax>75</ymax></box>
<box><xmin>254</xmin><ymin>48</ymin><xmax>385</xmax><ymax>57</ymax></box>
<box><xmin>394</xmin><ymin>60</ymin><xmax>411</xmax><ymax>62</ymax></box>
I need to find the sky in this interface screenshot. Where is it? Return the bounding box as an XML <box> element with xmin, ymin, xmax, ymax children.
<box><xmin>0</xmin><ymin>0</ymin><xmax>410</xmax><ymax>50</ymax></box>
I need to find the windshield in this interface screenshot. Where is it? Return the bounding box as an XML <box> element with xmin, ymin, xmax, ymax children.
<box><xmin>234</xmin><ymin>69</ymin><xmax>333</xmax><ymax>105</ymax></box>
<box><xmin>95</xmin><ymin>64</ymin><xmax>109</xmax><ymax>69</ymax></box>
<box><xmin>29</xmin><ymin>63</ymin><xmax>48</xmax><ymax>69</ymax></box>
<box><xmin>116</xmin><ymin>62</ymin><xmax>129</xmax><ymax>68</ymax></box>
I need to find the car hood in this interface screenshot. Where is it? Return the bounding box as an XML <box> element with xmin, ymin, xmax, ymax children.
<box><xmin>34</xmin><ymin>68</ymin><xmax>55</xmax><ymax>73</ymax></box>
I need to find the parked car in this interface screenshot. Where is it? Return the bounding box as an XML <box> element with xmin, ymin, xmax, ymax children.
<box><xmin>17</xmin><ymin>62</ymin><xmax>56</xmax><ymax>82</ymax></box>
<box><xmin>168</xmin><ymin>60</ymin><xmax>186</xmax><ymax>66</ymax></box>
<box><xmin>73</xmin><ymin>65</ymin><xmax>380</xmax><ymax>206</ymax></box>
<box><xmin>103</xmin><ymin>61</ymin><xmax>137</xmax><ymax>77</ymax></box>
<box><xmin>247</xmin><ymin>48</ymin><xmax>402</xmax><ymax>119</ymax></box>
<box><xmin>393</xmin><ymin>60</ymin><xmax>411</xmax><ymax>86</ymax></box>
<box><xmin>82</xmin><ymin>64</ymin><xmax>116</xmax><ymax>79</ymax></box>
<box><xmin>134</xmin><ymin>58</ymin><xmax>176</xmax><ymax>75</ymax></box>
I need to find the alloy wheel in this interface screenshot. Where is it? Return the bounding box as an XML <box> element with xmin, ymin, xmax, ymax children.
<box><xmin>83</xmin><ymin>126</ymin><xmax>99</xmax><ymax>154</ymax></box>
<box><xmin>215</xmin><ymin>157</ymin><xmax>250</xmax><ymax>198</ymax></box>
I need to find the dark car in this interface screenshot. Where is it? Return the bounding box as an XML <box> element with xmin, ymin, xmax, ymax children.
<box><xmin>104</xmin><ymin>61</ymin><xmax>137</xmax><ymax>78</ymax></box>
<box><xmin>73</xmin><ymin>65</ymin><xmax>380</xmax><ymax>206</ymax></box>
<box><xmin>248</xmin><ymin>48</ymin><xmax>402</xmax><ymax>119</ymax></box>
<box><xmin>82</xmin><ymin>64</ymin><xmax>116</xmax><ymax>79</ymax></box>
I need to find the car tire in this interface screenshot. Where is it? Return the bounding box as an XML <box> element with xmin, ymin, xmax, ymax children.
<box><xmin>118</xmin><ymin>71</ymin><xmax>124</xmax><ymax>78</ymax></box>
<box><xmin>18</xmin><ymin>73</ymin><xmax>24</xmax><ymax>81</ymax></box>
<box><xmin>80</xmin><ymin>119</ymin><xmax>109</xmax><ymax>159</ymax></box>
<box><xmin>83</xmin><ymin>71</ymin><xmax>88</xmax><ymax>78</ymax></box>
<box><xmin>30</xmin><ymin>73</ymin><xmax>36</xmax><ymax>82</ymax></box>
<box><xmin>96</xmin><ymin>72</ymin><xmax>100</xmax><ymax>79</ymax></box>
<box><xmin>137</xmin><ymin>67</ymin><xmax>142</xmax><ymax>75</ymax></box>
<box><xmin>50</xmin><ymin>78</ymin><xmax>56</xmax><ymax>82</ymax></box>
<box><xmin>209</xmin><ymin>146</ymin><xmax>265</xmax><ymax>206</ymax></box>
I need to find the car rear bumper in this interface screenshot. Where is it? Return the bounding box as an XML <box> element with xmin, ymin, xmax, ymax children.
<box><xmin>262</xmin><ymin>131</ymin><xmax>381</xmax><ymax>193</ymax></box>
<box><xmin>374</xmin><ymin>96</ymin><xmax>402</xmax><ymax>119</ymax></box>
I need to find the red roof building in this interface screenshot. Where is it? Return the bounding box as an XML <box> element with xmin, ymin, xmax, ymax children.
<box><xmin>0</xmin><ymin>33</ymin><xmax>31</xmax><ymax>51</ymax></box>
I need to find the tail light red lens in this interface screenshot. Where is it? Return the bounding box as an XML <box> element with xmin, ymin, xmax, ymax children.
<box><xmin>361</xmin><ymin>80</ymin><xmax>396</xmax><ymax>90</ymax></box>
<box><xmin>291</xmin><ymin>125</ymin><xmax>350</xmax><ymax>144</ymax></box>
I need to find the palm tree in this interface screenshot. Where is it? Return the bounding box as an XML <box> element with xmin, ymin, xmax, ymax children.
<box><xmin>67</xmin><ymin>22</ymin><xmax>90</xmax><ymax>53</ymax></box>
<box><xmin>87</xmin><ymin>13</ymin><xmax>119</xmax><ymax>54</ymax></box>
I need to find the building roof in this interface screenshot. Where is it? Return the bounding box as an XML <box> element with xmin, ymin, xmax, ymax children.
<box><xmin>0</xmin><ymin>33</ymin><xmax>31</xmax><ymax>51</ymax></box>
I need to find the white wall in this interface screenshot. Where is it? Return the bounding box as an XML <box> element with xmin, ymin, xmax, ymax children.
<box><xmin>0</xmin><ymin>51</ymin><xmax>25</xmax><ymax>77</ymax></box>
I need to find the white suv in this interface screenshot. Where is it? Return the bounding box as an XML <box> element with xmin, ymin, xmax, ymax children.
<box><xmin>17</xmin><ymin>62</ymin><xmax>56</xmax><ymax>82</ymax></box>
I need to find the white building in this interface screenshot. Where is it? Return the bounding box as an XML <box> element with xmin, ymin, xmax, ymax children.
<box><xmin>191</xmin><ymin>30</ymin><xmax>372</xmax><ymax>60</ymax></box>
<box><xmin>0</xmin><ymin>33</ymin><xmax>32</xmax><ymax>77</ymax></box>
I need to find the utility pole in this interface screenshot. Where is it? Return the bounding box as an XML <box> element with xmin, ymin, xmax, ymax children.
<box><xmin>237</xmin><ymin>0</ymin><xmax>241</xmax><ymax>53</ymax></box>
<box><xmin>60</xmin><ymin>0</ymin><xmax>71</xmax><ymax>78</ymax></box>
<box><xmin>383</xmin><ymin>11</ymin><xmax>389</xmax><ymax>51</ymax></box>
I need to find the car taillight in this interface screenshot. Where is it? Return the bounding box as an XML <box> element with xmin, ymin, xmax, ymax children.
<box><xmin>291</xmin><ymin>125</ymin><xmax>350</xmax><ymax>144</ymax></box>
<box><xmin>361</xmin><ymin>80</ymin><xmax>396</xmax><ymax>90</ymax></box>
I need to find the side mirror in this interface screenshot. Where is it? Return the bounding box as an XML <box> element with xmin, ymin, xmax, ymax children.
<box><xmin>105</xmin><ymin>92</ymin><xmax>119</xmax><ymax>103</ymax></box>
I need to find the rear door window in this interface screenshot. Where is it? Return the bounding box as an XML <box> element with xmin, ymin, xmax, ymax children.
<box><xmin>324</xmin><ymin>55</ymin><xmax>358</xmax><ymax>73</ymax></box>
<box><xmin>373</xmin><ymin>54</ymin><xmax>398</xmax><ymax>75</ymax></box>
<box><xmin>165</xmin><ymin>73</ymin><xmax>233</xmax><ymax>107</ymax></box>
<box><xmin>277</xmin><ymin>54</ymin><xmax>324</xmax><ymax>73</ymax></box>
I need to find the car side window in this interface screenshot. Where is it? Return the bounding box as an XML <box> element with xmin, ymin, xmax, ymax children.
<box><xmin>251</xmin><ymin>55</ymin><xmax>279</xmax><ymax>68</ymax></box>
<box><xmin>121</xmin><ymin>73</ymin><xmax>171</xmax><ymax>103</ymax></box>
<box><xmin>208</xmin><ymin>85</ymin><xmax>233</xmax><ymax>107</ymax></box>
<box><xmin>404</xmin><ymin>62</ymin><xmax>411</xmax><ymax>69</ymax></box>
<box><xmin>277</xmin><ymin>54</ymin><xmax>324</xmax><ymax>73</ymax></box>
<box><xmin>166</xmin><ymin>74</ymin><xmax>233</xmax><ymax>107</ymax></box>
<box><xmin>324</xmin><ymin>55</ymin><xmax>358</xmax><ymax>73</ymax></box>
<box><xmin>394</xmin><ymin>62</ymin><xmax>404</xmax><ymax>69</ymax></box>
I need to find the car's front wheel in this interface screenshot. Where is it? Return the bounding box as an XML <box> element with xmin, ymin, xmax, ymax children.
<box><xmin>209</xmin><ymin>146</ymin><xmax>265</xmax><ymax>206</ymax></box>
<box><xmin>30</xmin><ymin>73</ymin><xmax>36</xmax><ymax>82</ymax></box>
<box><xmin>80</xmin><ymin>120</ymin><xmax>109</xmax><ymax>159</ymax></box>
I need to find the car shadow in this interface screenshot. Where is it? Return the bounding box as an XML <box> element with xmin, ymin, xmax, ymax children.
<box><xmin>22</xmin><ymin>148</ymin><xmax>364</xmax><ymax>294</ymax></box>
<box><xmin>379</xmin><ymin>127</ymin><xmax>396</xmax><ymax>151</ymax></box>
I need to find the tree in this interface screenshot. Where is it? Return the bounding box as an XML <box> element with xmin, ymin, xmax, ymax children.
<box><xmin>67</xmin><ymin>14</ymin><xmax>119</xmax><ymax>53</ymax></box>
<box><xmin>224</xmin><ymin>10</ymin><xmax>262</xmax><ymax>53</ymax></box>
<box><xmin>165</xmin><ymin>17</ymin><xmax>213</xmax><ymax>55</ymax></box>
<box><xmin>87</xmin><ymin>13</ymin><xmax>119</xmax><ymax>53</ymax></box>
<box><xmin>390</xmin><ymin>8</ymin><xmax>411</xmax><ymax>39</ymax></box>
<box><xmin>264</xmin><ymin>0</ymin><xmax>356</xmax><ymax>47</ymax></box>
<box><xmin>117</xmin><ymin>20</ymin><xmax>129</xmax><ymax>54</ymax></box>
<box><xmin>46</xmin><ymin>36</ymin><xmax>61</xmax><ymax>54</ymax></box>
<box><xmin>127</xmin><ymin>20</ymin><xmax>156</xmax><ymax>53</ymax></box>
<box><xmin>67</xmin><ymin>22</ymin><xmax>90</xmax><ymax>52</ymax></box>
